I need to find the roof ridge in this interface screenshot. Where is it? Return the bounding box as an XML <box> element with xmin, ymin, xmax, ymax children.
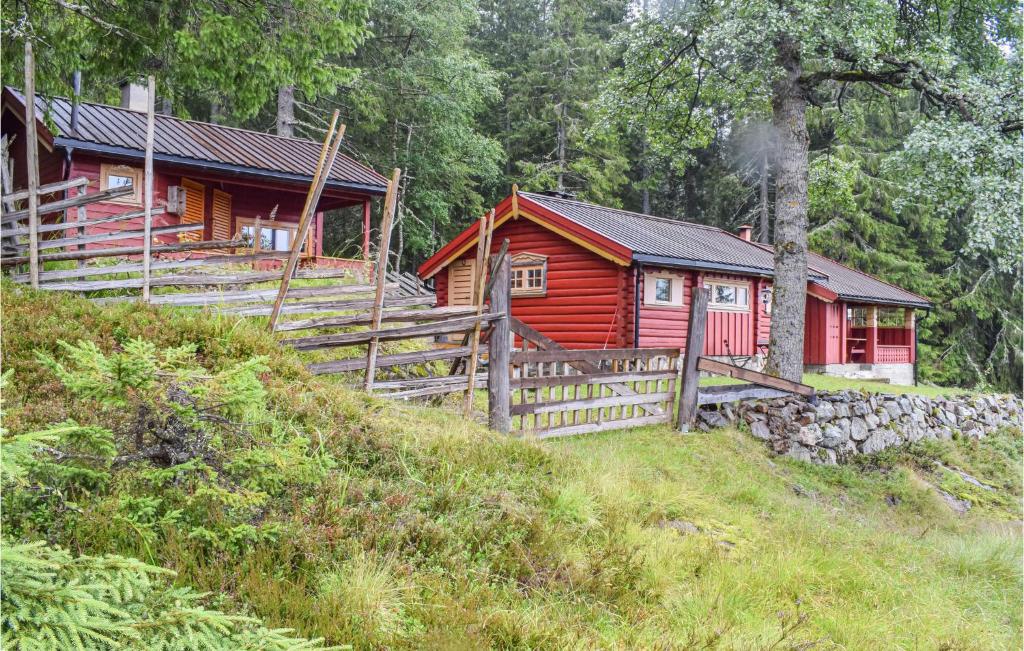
<box><xmin>519</xmin><ymin>190</ymin><xmax>725</xmax><ymax>233</ymax></box>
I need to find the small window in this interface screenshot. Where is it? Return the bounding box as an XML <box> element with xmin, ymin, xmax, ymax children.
<box><xmin>848</xmin><ymin>307</ymin><xmax>868</xmax><ymax>327</ymax></box>
<box><xmin>236</xmin><ymin>219</ymin><xmax>307</xmax><ymax>253</ymax></box>
<box><xmin>100</xmin><ymin>164</ymin><xmax>142</xmax><ymax>205</ymax></box>
<box><xmin>707</xmin><ymin>280</ymin><xmax>750</xmax><ymax>310</ymax></box>
<box><xmin>511</xmin><ymin>253</ymin><xmax>547</xmax><ymax>297</ymax></box>
<box><xmin>644</xmin><ymin>272</ymin><xmax>683</xmax><ymax>307</ymax></box>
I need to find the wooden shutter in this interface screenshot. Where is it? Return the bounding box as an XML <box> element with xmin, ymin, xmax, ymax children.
<box><xmin>211</xmin><ymin>189</ymin><xmax>232</xmax><ymax>245</ymax></box>
<box><xmin>180</xmin><ymin>178</ymin><xmax>206</xmax><ymax>241</ymax></box>
<box><xmin>447</xmin><ymin>259</ymin><xmax>476</xmax><ymax>306</ymax></box>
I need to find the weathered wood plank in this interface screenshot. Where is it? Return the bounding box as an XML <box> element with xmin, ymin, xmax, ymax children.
<box><xmin>2</xmin><ymin>206</ymin><xmax>166</xmax><ymax>238</ymax></box>
<box><xmin>677</xmin><ymin>287</ymin><xmax>709</xmax><ymax>432</ymax></box>
<box><xmin>284</xmin><ymin>313</ymin><xmax>503</xmax><ymax>350</ymax></box>
<box><xmin>276</xmin><ymin>306</ymin><xmax>477</xmax><ymax>332</ymax></box>
<box><xmin>371</xmin><ymin>374</ymin><xmax>488</xmax><ymax>390</ymax></box>
<box><xmin>3</xmin><ymin>176</ymin><xmax>88</xmax><ymax>203</ymax></box>
<box><xmin>511</xmin><ymin>391</ymin><xmax>674</xmax><ymax>416</ymax></box>
<box><xmin>511</xmin><ymin>369</ymin><xmax>677</xmax><ymax>390</ymax></box>
<box><xmin>23</xmin><ymin>42</ymin><xmax>39</xmax><ymax>287</ymax></box>
<box><xmin>524</xmin><ymin>414</ymin><xmax>671</xmax><ymax>440</ymax></box>
<box><xmin>308</xmin><ymin>345</ymin><xmax>472</xmax><ymax>375</ymax></box>
<box><xmin>87</xmin><ymin>282</ymin><xmax>388</xmax><ymax>304</ymax></box>
<box><xmin>1</xmin><ymin>185</ymin><xmax>134</xmax><ymax>224</ymax></box>
<box><xmin>20</xmin><ymin>251</ymin><xmax>302</xmax><ymax>282</ymax></box>
<box><xmin>364</xmin><ymin>168</ymin><xmax>401</xmax><ymax>390</ymax></box>
<box><xmin>222</xmin><ymin>293</ymin><xmax>435</xmax><ymax>317</ymax></box>
<box><xmin>697</xmin><ymin>384</ymin><xmax>794</xmax><ymax>405</ymax></box>
<box><xmin>510</xmin><ymin>347</ymin><xmax>679</xmax><ymax>365</ymax></box>
<box><xmin>382</xmin><ymin>376</ymin><xmax>488</xmax><ymax>401</ymax></box>
<box><xmin>36</xmin><ymin>222</ymin><xmax>200</xmax><ymax>251</ymax></box>
<box><xmin>2</xmin><ymin>237</ymin><xmax>242</xmax><ymax>267</ymax></box>
<box><xmin>697</xmin><ymin>358</ymin><xmax>816</xmax><ymax>397</ymax></box>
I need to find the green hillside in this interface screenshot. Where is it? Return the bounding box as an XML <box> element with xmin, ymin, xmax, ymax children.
<box><xmin>2</xmin><ymin>283</ymin><xmax>1021</xmax><ymax>649</ymax></box>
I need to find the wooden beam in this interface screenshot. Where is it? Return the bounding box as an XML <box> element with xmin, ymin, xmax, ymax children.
<box><xmin>363</xmin><ymin>167</ymin><xmax>401</xmax><ymax>391</ymax></box>
<box><xmin>696</xmin><ymin>358</ymin><xmax>815</xmax><ymax>397</ymax></box>
<box><xmin>15</xmin><ymin>249</ymin><xmax>287</xmax><ymax>282</ymax></box>
<box><xmin>487</xmin><ymin>253</ymin><xmax>511</xmax><ymax>432</ymax></box>
<box><xmin>2</xmin><ymin>206</ymin><xmax>166</xmax><ymax>238</ymax></box>
<box><xmin>220</xmin><ymin>293</ymin><xmax>434</xmax><ymax>317</ymax></box>
<box><xmin>275</xmin><ymin>306</ymin><xmax>477</xmax><ymax>332</ymax></box>
<box><xmin>24</xmin><ymin>41</ymin><xmax>39</xmax><ymax>287</ymax></box>
<box><xmin>1</xmin><ymin>185</ymin><xmax>134</xmax><ymax>224</ymax></box>
<box><xmin>35</xmin><ymin>221</ymin><xmax>199</xmax><ymax>250</ymax></box>
<box><xmin>697</xmin><ymin>384</ymin><xmax>795</xmax><ymax>405</ymax></box>
<box><xmin>677</xmin><ymin>286</ymin><xmax>710</xmax><ymax>432</ymax></box>
<box><xmin>524</xmin><ymin>414</ymin><xmax>669</xmax><ymax>440</ymax></box>
<box><xmin>510</xmin><ymin>347</ymin><xmax>679</xmax><ymax>364</ymax></box>
<box><xmin>2</xmin><ymin>236</ymin><xmax>242</xmax><ymax>267</ymax></box>
<box><xmin>142</xmin><ymin>75</ymin><xmax>155</xmax><ymax>301</ymax></box>
<box><xmin>284</xmin><ymin>313</ymin><xmax>502</xmax><ymax>350</ymax></box>
<box><xmin>308</xmin><ymin>345</ymin><xmax>472</xmax><ymax>375</ymax></box>
<box><xmin>511</xmin><ymin>369</ymin><xmax>676</xmax><ymax>390</ymax></box>
<box><xmin>464</xmin><ymin>208</ymin><xmax>494</xmax><ymax>416</ymax></box>
<box><xmin>511</xmin><ymin>391</ymin><xmax>674</xmax><ymax>416</ymax></box>
<box><xmin>85</xmin><ymin>282</ymin><xmax>387</xmax><ymax>304</ymax></box>
<box><xmin>267</xmin><ymin>112</ymin><xmax>341</xmax><ymax>331</ymax></box>
<box><xmin>4</xmin><ymin>176</ymin><xmax>89</xmax><ymax>203</ymax></box>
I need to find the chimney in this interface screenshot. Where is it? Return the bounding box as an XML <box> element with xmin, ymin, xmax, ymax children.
<box><xmin>119</xmin><ymin>80</ymin><xmax>147</xmax><ymax>111</ymax></box>
<box><xmin>737</xmin><ymin>224</ymin><xmax>753</xmax><ymax>241</ymax></box>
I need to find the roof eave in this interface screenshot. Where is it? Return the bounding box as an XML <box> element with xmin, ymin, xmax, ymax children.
<box><xmin>838</xmin><ymin>293</ymin><xmax>932</xmax><ymax>309</ymax></box>
<box><xmin>54</xmin><ymin>137</ymin><xmax>388</xmax><ymax>196</ymax></box>
<box><xmin>632</xmin><ymin>253</ymin><xmax>830</xmax><ymax>281</ymax></box>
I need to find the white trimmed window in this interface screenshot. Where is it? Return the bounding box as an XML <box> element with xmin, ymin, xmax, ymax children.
<box><xmin>236</xmin><ymin>218</ymin><xmax>308</xmax><ymax>253</ymax></box>
<box><xmin>707</xmin><ymin>280</ymin><xmax>750</xmax><ymax>311</ymax></box>
<box><xmin>100</xmin><ymin>164</ymin><xmax>142</xmax><ymax>205</ymax></box>
<box><xmin>644</xmin><ymin>272</ymin><xmax>683</xmax><ymax>307</ymax></box>
<box><xmin>510</xmin><ymin>253</ymin><xmax>547</xmax><ymax>297</ymax></box>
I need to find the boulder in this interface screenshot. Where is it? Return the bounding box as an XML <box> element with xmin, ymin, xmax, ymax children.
<box><xmin>861</xmin><ymin>428</ymin><xmax>899</xmax><ymax>454</ymax></box>
<box><xmin>883</xmin><ymin>401</ymin><xmax>902</xmax><ymax>420</ymax></box>
<box><xmin>797</xmin><ymin>424</ymin><xmax>823</xmax><ymax>446</ymax></box>
<box><xmin>749</xmin><ymin>420</ymin><xmax>772</xmax><ymax>441</ymax></box>
<box><xmin>814</xmin><ymin>401</ymin><xmax>836</xmax><ymax>423</ymax></box>
<box><xmin>864</xmin><ymin>413</ymin><xmax>881</xmax><ymax>429</ymax></box>
<box><xmin>698</xmin><ymin>409</ymin><xmax>730</xmax><ymax>429</ymax></box>
<box><xmin>850</xmin><ymin>416</ymin><xmax>870</xmax><ymax>441</ymax></box>
<box><xmin>819</xmin><ymin>425</ymin><xmax>847</xmax><ymax>449</ymax></box>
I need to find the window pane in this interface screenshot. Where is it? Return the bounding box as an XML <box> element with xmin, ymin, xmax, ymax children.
<box><xmin>273</xmin><ymin>229</ymin><xmax>290</xmax><ymax>251</ymax></box>
<box><xmin>655</xmin><ymin>278</ymin><xmax>671</xmax><ymax>302</ymax></box>
<box><xmin>260</xmin><ymin>229</ymin><xmax>274</xmax><ymax>250</ymax></box>
<box><xmin>714</xmin><ymin>285</ymin><xmax>736</xmax><ymax>304</ymax></box>
<box><xmin>107</xmin><ymin>174</ymin><xmax>134</xmax><ymax>189</ymax></box>
<box><xmin>736</xmin><ymin>287</ymin><xmax>749</xmax><ymax>306</ymax></box>
<box><xmin>511</xmin><ymin>269</ymin><xmax>523</xmax><ymax>288</ymax></box>
<box><xmin>527</xmin><ymin>268</ymin><xmax>542</xmax><ymax>288</ymax></box>
<box><xmin>240</xmin><ymin>225</ymin><xmax>256</xmax><ymax>248</ymax></box>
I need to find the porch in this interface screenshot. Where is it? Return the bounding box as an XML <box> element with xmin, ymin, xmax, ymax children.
<box><xmin>844</xmin><ymin>305</ymin><xmax>915</xmax><ymax>365</ymax></box>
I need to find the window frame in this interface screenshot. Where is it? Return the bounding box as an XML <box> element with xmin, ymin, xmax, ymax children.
<box><xmin>706</xmin><ymin>279</ymin><xmax>751</xmax><ymax>312</ymax></box>
<box><xmin>235</xmin><ymin>217</ymin><xmax>310</xmax><ymax>254</ymax></box>
<box><xmin>100</xmin><ymin>163</ymin><xmax>143</xmax><ymax>205</ymax></box>
<box><xmin>510</xmin><ymin>252</ymin><xmax>548</xmax><ymax>297</ymax></box>
<box><xmin>848</xmin><ymin>306</ymin><xmax>869</xmax><ymax>327</ymax></box>
<box><xmin>643</xmin><ymin>271</ymin><xmax>684</xmax><ymax>307</ymax></box>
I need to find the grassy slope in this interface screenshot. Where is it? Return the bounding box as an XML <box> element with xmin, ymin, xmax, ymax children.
<box><xmin>2</xmin><ymin>282</ymin><xmax>1020</xmax><ymax>649</ymax></box>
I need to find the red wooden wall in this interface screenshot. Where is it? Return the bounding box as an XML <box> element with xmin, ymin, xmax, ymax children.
<box><xmin>634</xmin><ymin>267</ymin><xmax>693</xmax><ymax>349</ymax></box>
<box><xmin>435</xmin><ymin>216</ymin><xmax>627</xmax><ymax>349</ymax></box>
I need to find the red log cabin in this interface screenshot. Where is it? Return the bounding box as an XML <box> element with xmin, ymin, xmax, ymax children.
<box><xmin>418</xmin><ymin>189</ymin><xmax>932</xmax><ymax>385</ymax></box>
<box><xmin>1</xmin><ymin>85</ymin><xmax>388</xmax><ymax>271</ymax></box>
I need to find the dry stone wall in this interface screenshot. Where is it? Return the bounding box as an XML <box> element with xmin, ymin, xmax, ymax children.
<box><xmin>696</xmin><ymin>390</ymin><xmax>1022</xmax><ymax>464</ymax></box>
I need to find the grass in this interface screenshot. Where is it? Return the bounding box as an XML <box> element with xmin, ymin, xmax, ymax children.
<box><xmin>2</xmin><ymin>281</ymin><xmax>1021</xmax><ymax>649</ymax></box>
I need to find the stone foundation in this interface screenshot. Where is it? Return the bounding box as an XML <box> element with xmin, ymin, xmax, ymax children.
<box><xmin>804</xmin><ymin>363</ymin><xmax>915</xmax><ymax>386</ymax></box>
<box><xmin>696</xmin><ymin>390</ymin><xmax>1022</xmax><ymax>464</ymax></box>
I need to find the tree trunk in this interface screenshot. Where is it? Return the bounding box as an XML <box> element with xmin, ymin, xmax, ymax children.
<box><xmin>641</xmin><ymin>133</ymin><xmax>651</xmax><ymax>214</ymax></box>
<box><xmin>765</xmin><ymin>36</ymin><xmax>809</xmax><ymax>382</ymax></box>
<box><xmin>758</xmin><ymin>147</ymin><xmax>770</xmax><ymax>243</ymax></box>
<box><xmin>556</xmin><ymin>102</ymin><xmax>567</xmax><ymax>192</ymax></box>
<box><xmin>277</xmin><ymin>85</ymin><xmax>295</xmax><ymax>137</ymax></box>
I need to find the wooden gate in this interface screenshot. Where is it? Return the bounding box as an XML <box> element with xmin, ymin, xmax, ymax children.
<box><xmin>508</xmin><ymin>347</ymin><xmax>680</xmax><ymax>439</ymax></box>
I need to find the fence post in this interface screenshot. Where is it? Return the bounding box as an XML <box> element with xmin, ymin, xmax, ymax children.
<box><xmin>24</xmin><ymin>41</ymin><xmax>39</xmax><ymax>289</ymax></box>
<box><xmin>142</xmin><ymin>76</ymin><xmax>155</xmax><ymax>301</ymax></box>
<box><xmin>677</xmin><ymin>286</ymin><xmax>710</xmax><ymax>432</ymax></box>
<box><xmin>488</xmin><ymin>253</ymin><xmax>511</xmax><ymax>433</ymax></box>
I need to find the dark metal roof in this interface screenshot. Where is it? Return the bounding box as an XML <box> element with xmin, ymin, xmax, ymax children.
<box><xmin>522</xmin><ymin>191</ymin><xmax>786</xmax><ymax>276</ymax></box>
<box><xmin>521</xmin><ymin>191</ymin><xmax>929</xmax><ymax>307</ymax></box>
<box><xmin>805</xmin><ymin>252</ymin><xmax>932</xmax><ymax>308</ymax></box>
<box><xmin>5</xmin><ymin>87</ymin><xmax>388</xmax><ymax>194</ymax></box>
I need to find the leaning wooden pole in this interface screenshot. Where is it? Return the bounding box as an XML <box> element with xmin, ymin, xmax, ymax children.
<box><xmin>142</xmin><ymin>76</ymin><xmax>156</xmax><ymax>301</ymax></box>
<box><xmin>266</xmin><ymin>111</ymin><xmax>341</xmax><ymax>331</ymax></box>
<box><xmin>23</xmin><ymin>41</ymin><xmax>40</xmax><ymax>288</ymax></box>
<box><xmin>676</xmin><ymin>286</ymin><xmax>710</xmax><ymax>432</ymax></box>
<box><xmin>463</xmin><ymin>209</ymin><xmax>495</xmax><ymax>416</ymax></box>
<box><xmin>487</xmin><ymin>253</ymin><xmax>511</xmax><ymax>433</ymax></box>
<box><xmin>363</xmin><ymin>168</ymin><xmax>402</xmax><ymax>392</ymax></box>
